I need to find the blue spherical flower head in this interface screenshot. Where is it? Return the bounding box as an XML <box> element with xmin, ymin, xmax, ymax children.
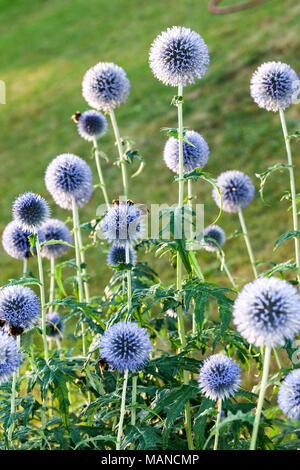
<box><xmin>99</xmin><ymin>321</ymin><xmax>152</xmax><ymax>372</ymax></box>
<box><xmin>198</xmin><ymin>354</ymin><xmax>241</xmax><ymax>401</ymax></box>
<box><xmin>77</xmin><ymin>110</ymin><xmax>108</xmax><ymax>142</ymax></box>
<box><xmin>101</xmin><ymin>201</ymin><xmax>144</xmax><ymax>246</ymax></box>
<box><xmin>46</xmin><ymin>312</ymin><xmax>64</xmax><ymax>338</ymax></box>
<box><xmin>163</xmin><ymin>130</ymin><xmax>209</xmax><ymax>174</ymax></box>
<box><xmin>149</xmin><ymin>26</ymin><xmax>209</xmax><ymax>87</ymax></box>
<box><xmin>251</xmin><ymin>62</ymin><xmax>300</xmax><ymax>112</ymax></box>
<box><xmin>40</xmin><ymin>219</ymin><xmax>72</xmax><ymax>259</ymax></box>
<box><xmin>82</xmin><ymin>62</ymin><xmax>130</xmax><ymax>112</ymax></box>
<box><xmin>107</xmin><ymin>244</ymin><xmax>137</xmax><ymax>268</ymax></box>
<box><xmin>233</xmin><ymin>277</ymin><xmax>300</xmax><ymax>348</ymax></box>
<box><xmin>0</xmin><ymin>285</ymin><xmax>40</xmax><ymax>331</ymax></box>
<box><xmin>213</xmin><ymin>170</ymin><xmax>255</xmax><ymax>213</ymax></box>
<box><xmin>45</xmin><ymin>153</ymin><xmax>93</xmax><ymax>210</ymax></box>
<box><xmin>278</xmin><ymin>369</ymin><xmax>300</xmax><ymax>420</ymax></box>
<box><xmin>2</xmin><ymin>221</ymin><xmax>45</xmax><ymax>260</ymax></box>
<box><xmin>12</xmin><ymin>192</ymin><xmax>50</xmax><ymax>232</ymax></box>
<box><xmin>0</xmin><ymin>330</ymin><xmax>22</xmax><ymax>384</ymax></box>
<box><xmin>202</xmin><ymin>225</ymin><xmax>226</xmax><ymax>252</ymax></box>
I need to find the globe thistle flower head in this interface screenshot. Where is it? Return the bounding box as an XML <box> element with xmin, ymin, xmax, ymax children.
<box><xmin>149</xmin><ymin>26</ymin><xmax>209</xmax><ymax>87</ymax></box>
<box><xmin>82</xmin><ymin>62</ymin><xmax>130</xmax><ymax>112</ymax></box>
<box><xmin>278</xmin><ymin>369</ymin><xmax>300</xmax><ymax>420</ymax></box>
<box><xmin>250</xmin><ymin>62</ymin><xmax>300</xmax><ymax>112</ymax></box>
<box><xmin>233</xmin><ymin>277</ymin><xmax>300</xmax><ymax>348</ymax></box>
<box><xmin>101</xmin><ymin>201</ymin><xmax>144</xmax><ymax>246</ymax></box>
<box><xmin>0</xmin><ymin>285</ymin><xmax>40</xmax><ymax>330</ymax></box>
<box><xmin>202</xmin><ymin>225</ymin><xmax>226</xmax><ymax>252</ymax></box>
<box><xmin>46</xmin><ymin>312</ymin><xmax>64</xmax><ymax>338</ymax></box>
<box><xmin>99</xmin><ymin>321</ymin><xmax>152</xmax><ymax>372</ymax></box>
<box><xmin>12</xmin><ymin>192</ymin><xmax>50</xmax><ymax>231</ymax></box>
<box><xmin>77</xmin><ymin>110</ymin><xmax>108</xmax><ymax>142</ymax></box>
<box><xmin>2</xmin><ymin>221</ymin><xmax>45</xmax><ymax>260</ymax></box>
<box><xmin>213</xmin><ymin>170</ymin><xmax>255</xmax><ymax>213</ymax></box>
<box><xmin>163</xmin><ymin>130</ymin><xmax>209</xmax><ymax>174</ymax></box>
<box><xmin>107</xmin><ymin>244</ymin><xmax>137</xmax><ymax>268</ymax></box>
<box><xmin>198</xmin><ymin>354</ymin><xmax>240</xmax><ymax>401</ymax></box>
<box><xmin>45</xmin><ymin>153</ymin><xmax>93</xmax><ymax>210</ymax></box>
<box><xmin>40</xmin><ymin>219</ymin><xmax>72</xmax><ymax>259</ymax></box>
<box><xmin>0</xmin><ymin>330</ymin><xmax>22</xmax><ymax>384</ymax></box>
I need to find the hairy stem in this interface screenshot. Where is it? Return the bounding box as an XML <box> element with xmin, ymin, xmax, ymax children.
<box><xmin>238</xmin><ymin>208</ymin><xmax>258</xmax><ymax>278</ymax></box>
<box><xmin>109</xmin><ymin>109</ymin><xmax>128</xmax><ymax>199</ymax></box>
<box><xmin>116</xmin><ymin>369</ymin><xmax>129</xmax><ymax>450</ymax></box>
<box><xmin>49</xmin><ymin>257</ymin><xmax>55</xmax><ymax>313</ymax></box>
<box><xmin>35</xmin><ymin>230</ymin><xmax>49</xmax><ymax>363</ymax></box>
<box><xmin>93</xmin><ymin>137</ymin><xmax>110</xmax><ymax>209</ymax></box>
<box><xmin>214</xmin><ymin>399</ymin><xmax>222</xmax><ymax>450</ymax></box>
<box><xmin>130</xmin><ymin>375</ymin><xmax>137</xmax><ymax>450</ymax></box>
<box><xmin>7</xmin><ymin>335</ymin><xmax>21</xmax><ymax>445</ymax></box>
<box><xmin>125</xmin><ymin>242</ymin><xmax>132</xmax><ymax>320</ymax></box>
<box><xmin>217</xmin><ymin>252</ymin><xmax>237</xmax><ymax>288</ymax></box>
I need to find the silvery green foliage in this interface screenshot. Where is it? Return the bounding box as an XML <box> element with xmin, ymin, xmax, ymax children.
<box><xmin>213</xmin><ymin>170</ymin><xmax>255</xmax><ymax>213</ymax></box>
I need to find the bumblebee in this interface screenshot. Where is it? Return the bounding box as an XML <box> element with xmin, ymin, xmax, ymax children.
<box><xmin>0</xmin><ymin>319</ymin><xmax>6</xmax><ymax>328</ymax></box>
<box><xmin>98</xmin><ymin>357</ymin><xmax>109</xmax><ymax>378</ymax></box>
<box><xmin>71</xmin><ymin>111</ymin><xmax>81</xmax><ymax>123</ymax></box>
<box><xmin>9</xmin><ymin>325</ymin><xmax>24</xmax><ymax>337</ymax></box>
<box><xmin>112</xmin><ymin>198</ymin><xmax>134</xmax><ymax>206</ymax></box>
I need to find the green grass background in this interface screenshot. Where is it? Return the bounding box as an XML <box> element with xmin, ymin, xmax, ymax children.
<box><xmin>0</xmin><ymin>0</ymin><xmax>299</xmax><ymax>293</ymax></box>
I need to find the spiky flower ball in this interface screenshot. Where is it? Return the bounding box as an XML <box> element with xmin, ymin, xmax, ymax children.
<box><xmin>2</xmin><ymin>221</ymin><xmax>45</xmax><ymax>260</ymax></box>
<box><xmin>101</xmin><ymin>202</ymin><xmax>144</xmax><ymax>246</ymax></box>
<box><xmin>45</xmin><ymin>153</ymin><xmax>93</xmax><ymax>210</ymax></box>
<box><xmin>278</xmin><ymin>369</ymin><xmax>300</xmax><ymax>420</ymax></box>
<box><xmin>46</xmin><ymin>312</ymin><xmax>64</xmax><ymax>338</ymax></box>
<box><xmin>202</xmin><ymin>225</ymin><xmax>226</xmax><ymax>252</ymax></box>
<box><xmin>99</xmin><ymin>321</ymin><xmax>152</xmax><ymax>372</ymax></box>
<box><xmin>40</xmin><ymin>219</ymin><xmax>72</xmax><ymax>259</ymax></box>
<box><xmin>213</xmin><ymin>170</ymin><xmax>255</xmax><ymax>213</ymax></box>
<box><xmin>12</xmin><ymin>192</ymin><xmax>50</xmax><ymax>232</ymax></box>
<box><xmin>0</xmin><ymin>331</ymin><xmax>22</xmax><ymax>384</ymax></box>
<box><xmin>82</xmin><ymin>62</ymin><xmax>130</xmax><ymax>112</ymax></box>
<box><xmin>163</xmin><ymin>130</ymin><xmax>209</xmax><ymax>174</ymax></box>
<box><xmin>0</xmin><ymin>285</ymin><xmax>40</xmax><ymax>330</ymax></box>
<box><xmin>77</xmin><ymin>110</ymin><xmax>108</xmax><ymax>142</ymax></box>
<box><xmin>149</xmin><ymin>26</ymin><xmax>209</xmax><ymax>87</ymax></box>
<box><xmin>198</xmin><ymin>354</ymin><xmax>240</xmax><ymax>401</ymax></box>
<box><xmin>233</xmin><ymin>277</ymin><xmax>300</xmax><ymax>348</ymax></box>
<box><xmin>250</xmin><ymin>62</ymin><xmax>300</xmax><ymax>112</ymax></box>
<box><xmin>107</xmin><ymin>244</ymin><xmax>137</xmax><ymax>268</ymax></box>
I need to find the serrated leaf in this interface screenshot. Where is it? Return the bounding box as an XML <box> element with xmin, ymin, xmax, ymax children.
<box><xmin>274</xmin><ymin>230</ymin><xmax>300</xmax><ymax>250</ymax></box>
<box><xmin>256</xmin><ymin>163</ymin><xmax>291</xmax><ymax>203</ymax></box>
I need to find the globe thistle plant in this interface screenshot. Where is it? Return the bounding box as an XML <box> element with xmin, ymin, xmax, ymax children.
<box><xmin>163</xmin><ymin>130</ymin><xmax>209</xmax><ymax>174</ymax></box>
<box><xmin>2</xmin><ymin>221</ymin><xmax>45</xmax><ymax>260</ymax></box>
<box><xmin>45</xmin><ymin>153</ymin><xmax>93</xmax><ymax>210</ymax></box>
<box><xmin>82</xmin><ymin>62</ymin><xmax>130</xmax><ymax>112</ymax></box>
<box><xmin>12</xmin><ymin>192</ymin><xmax>50</xmax><ymax>232</ymax></box>
<box><xmin>0</xmin><ymin>285</ymin><xmax>40</xmax><ymax>331</ymax></box>
<box><xmin>202</xmin><ymin>225</ymin><xmax>226</xmax><ymax>252</ymax></box>
<box><xmin>101</xmin><ymin>201</ymin><xmax>144</xmax><ymax>246</ymax></box>
<box><xmin>107</xmin><ymin>244</ymin><xmax>137</xmax><ymax>268</ymax></box>
<box><xmin>233</xmin><ymin>277</ymin><xmax>300</xmax><ymax>348</ymax></box>
<box><xmin>46</xmin><ymin>312</ymin><xmax>64</xmax><ymax>339</ymax></box>
<box><xmin>213</xmin><ymin>170</ymin><xmax>255</xmax><ymax>214</ymax></box>
<box><xmin>0</xmin><ymin>330</ymin><xmax>22</xmax><ymax>385</ymax></box>
<box><xmin>40</xmin><ymin>219</ymin><xmax>72</xmax><ymax>260</ymax></box>
<box><xmin>77</xmin><ymin>110</ymin><xmax>108</xmax><ymax>142</ymax></box>
<box><xmin>149</xmin><ymin>26</ymin><xmax>209</xmax><ymax>87</ymax></box>
<box><xmin>250</xmin><ymin>62</ymin><xmax>300</xmax><ymax>112</ymax></box>
<box><xmin>278</xmin><ymin>369</ymin><xmax>300</xmax><ymax>420</ymax></box>
<box><xmin>198</xmin><ymin>354</ymin><xmax>241</xmax><ymax>401</ymax></box>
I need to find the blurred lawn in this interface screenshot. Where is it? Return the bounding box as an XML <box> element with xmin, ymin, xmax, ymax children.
<box><xmin>0</xmin><ymin>0</ymin><xmax>299</xmax><ymax>294</ymax></box>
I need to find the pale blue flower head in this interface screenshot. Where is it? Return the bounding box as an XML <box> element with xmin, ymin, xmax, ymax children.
<box><xmin>0</xmin><ymin>331</ymin><xmax>22</xmax><ymax>384</ymax></box>
<box><xmin>278</xmin><ymin>369</ymin><xmax>300</xmax><ymax>420</ymax></box>
<box><xmin>163</xmin><ymin>130</ymin><xmax>209</xmax><ymax>174</ymax></box>
<box><xmin>198</xmin><ymin>354</ymin><xmax>241</xmax><ymax>401</ymax></box>
<box><xmin>45</xmin><ymin>153</ymin><xmax>93</xmax><ymax>210</ymax></box>
<box><xmin>12</xmin><ymin>192</ymin><xmax>50</xmax><ymax>232</ymax></box>
<box><xmin>149</xmin><ymin>26</ymin><xmax>209</xmax><ymax>87</ymax></box>
<box><xmin>46</xmin><ymin>312</ymin><xmax>64</xmax><ymax>338</ymax></box>
<box><xmin>107</xmin><ymin>244</ymin><xmax>137</xmax><ymax>268</ymax></box>
<box><xmin>213</xmin><ymin>170</ymin><xmax>255</xmax><ymax>213</ymax></box>
<box><xmin>99</xmin><ymin>321</ymin><xmax>152</xmax><ymax>372</ymax></box>
<box><xmin>77</xmin><ymin>110</ymin><xmax>108</xmax><ymax>142</ymax></box>
<box><xmin>202</xmin><ymin>225</ymin><xmax>226</xmax><ymax>252</ymax></box>
<box><xmin>2</xmin><ymin>221</ymin><xmax>45</xmax><ymax>260</ymax></box>
<box><xmin>250</xmin><ymin>61</ymin><xmax>300</xmax><ymax>112</ymax></box>
<box><xmin>101</xmin><ymin>201</ymin><xmax>144</xmax><ymax>246</ymax></box>
<box><xmin>0</xmin><ymin>285</ymin><xmax>40</xmax><ymax>331</ymax></box>
<box><xmin>40</xmin><ymin>219</ymin><xmax>72</xmax><ymax>259</ymax></box>
<box><xmin>233</xmin><ymin>277</ymin><xmax>300</xmax><ymax>348</ymax></box>
<box><xmin>82</xmin><ymin>62</ymin><xmax>130</xmax><ymax>112</ymax></box>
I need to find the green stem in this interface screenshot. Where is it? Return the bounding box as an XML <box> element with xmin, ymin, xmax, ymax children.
<box><xmin>125</xmin><ymin>242</ymin><xmax>132</xmax><ymax>320</ymax></box>
<box><xmin>214</xmin><ymin>399</ymin><xmax>222</xmax><ymax>450</ymax></box>
<box><xmin>93</xmin><ymin>137</ymin><xmax>110</xmax><ymax>209</ymax></box>
<box><xmin>23</xmin><ymin>257</ymin><xmax>27</xmax><ymax>277</ymax></box>
<box><xmin>35</xmin><ymin>230</ymin><xmax>49</xmax><ymax>363</ymax></box>
<box><xmin>217</xmin><ymin>253</ymin><xmax>237</xmax><ymax>288</ymax></box>
<box><xmin>238</xmin><ymin>208</ymin><xmax>258</xmax><ymax>278</ymax></box>
<box><xmin>8</xmin><ymin>335</ymin><xmax>21</xmax><ymax>445</ymax></box>
<box><xmin>279</xmin><ymin>109</ymin><xmax>300</xmax><ymax>284</ymax></box>
<box><xmin>250</xmin><ymin>346</ymin><xmax>271</xmax><ymax>450</ymax></box>
<box><xmin>74</xmin><ymin>204</ymin><xmax>90</xmax><ymax>303</ymax></box>
<box><xmin>116</xmin><ymin>369</ymin><xmax>129</xmax><ymax>450</ymax></box>
<box><xmin>109</xmin><ymin>109</ymin><xmax>129</xmax><ymax>199</ymax></box>
<box><xmin>49</xmin><ymin>257</ymin><xmax>55</xmax><ymax>313</ymax></box>
<box><xmin>130</xmin><ymin>375</ymin><xmax>137</xmax><ymax>450</ymax></box>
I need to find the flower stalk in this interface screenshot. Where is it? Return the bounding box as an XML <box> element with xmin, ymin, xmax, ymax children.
<box><xmin>116</xmin><ymin>369</ymin><xmax>129</xmax><ymax>450</ymax></box>
<box><xmin>93</xmin><ymin>137</ymin><xmax>110</xmax><ymax>209</ymax></box>
<box><xmin>109</xmin><ymin>109</ymin><xmax>129</xmax><ymax>199</ymax></box>
<box><xmin>238</xmin><ymin>208</ymin><xmax>258</xmax><ymax>278</ymax></box>
<box><xmin>214</xmin><ymin>399</ymin><xmax>222</xmax><ymax>450</ymax></box>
